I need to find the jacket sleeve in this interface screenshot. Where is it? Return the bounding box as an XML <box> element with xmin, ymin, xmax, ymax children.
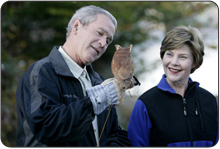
<box><xmin>103</xmin><ymin>107</ymin><xmax>132</xmax><ymax>146</ymax></box>
<box><xmin>19</xmin><ymin>63</ymin><xmax>95</xmax><ymax>145</ymax></box>
<box><xmin>127</xmin><ymin>99</ymin><xmax>152</xmax><ymax>146</ymax></box>
<box><xmin>214</xmin><ymin>100</ymin><xmax>218</xmax><ymax>145</ymax></box>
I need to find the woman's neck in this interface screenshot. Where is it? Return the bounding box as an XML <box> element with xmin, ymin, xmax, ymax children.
<box><xmin>166</xmin><ymin>78</ymin><xmax>189</xmax><ymax>97</ymax></box>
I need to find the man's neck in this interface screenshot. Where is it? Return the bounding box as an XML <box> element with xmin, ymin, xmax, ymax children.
<box><xmin>62</xmin><ymin>42</ymin><xmax>85</xmax><ymax>68</ymax></box>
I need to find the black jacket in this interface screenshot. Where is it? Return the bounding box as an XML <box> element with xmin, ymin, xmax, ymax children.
<box><xmin>16</xmin><ymin>46</ymin><xmax>132</xmax><ymax>147</ymax></box>
<box><xmin>139</xmin><ymin>80</ymin><xmax>217</xmax><ymax>146</ymax></box>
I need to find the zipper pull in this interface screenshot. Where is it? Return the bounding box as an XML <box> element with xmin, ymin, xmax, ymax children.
<box><xmin>183</xmin><ymin>98</ymin><xmax>187</xmax><ymax>116</ymax></box>
<box><xmin>184</xmin><ymin>107</ymin><xmax>187</xmax><ymax>116</ymax></box>
<box><xmin>195</xmin><ymin>100</ymin><xmax>199</xmax><ymax>115</ymax></box>
<box><xmin>195</xmin><ymin>109</ymin><xmax>198</xmax><ymax>115</ymax></box>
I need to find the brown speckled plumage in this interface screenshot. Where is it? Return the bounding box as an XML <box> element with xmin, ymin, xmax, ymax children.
<box><xmin>111</xmin><ymin>45</ymin><xmax>134</xmax><ymax>89</ymax></box>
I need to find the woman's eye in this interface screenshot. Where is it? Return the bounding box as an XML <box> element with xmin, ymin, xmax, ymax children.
<box><xmin>166</xmin><ymin>53</ymin><xmax>172</xmax><ymax>56</ymax></box>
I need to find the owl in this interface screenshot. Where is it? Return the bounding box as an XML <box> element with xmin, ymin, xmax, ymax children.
<box><xmin>111</xmin><ymin>44</ymin><xmax>139</xmax><ymax>90</ymax></box>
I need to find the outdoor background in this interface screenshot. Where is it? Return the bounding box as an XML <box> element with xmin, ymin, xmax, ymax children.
<box><xmin>1</xmin><ymin>1</ymin><xmax>218</xmax><ymax>147</ymax></box>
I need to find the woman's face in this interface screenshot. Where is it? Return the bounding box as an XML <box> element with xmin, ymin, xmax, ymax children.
<box><xmin>162</xmin><ymin>44</ymin><xmax>195</xmax><ymax>86</ymax></box>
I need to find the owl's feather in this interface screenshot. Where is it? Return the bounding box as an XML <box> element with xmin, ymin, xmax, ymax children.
<box><xmin>111</xmin><ymin>44</ymin><xmax>134</xmax><ymax>89</ymax></box>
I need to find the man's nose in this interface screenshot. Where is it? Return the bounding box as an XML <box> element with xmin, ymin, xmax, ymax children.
<box><xmin>98</xmin><ymin>37</ymin><xmax>107</xmax><ymax>47</ymax></box>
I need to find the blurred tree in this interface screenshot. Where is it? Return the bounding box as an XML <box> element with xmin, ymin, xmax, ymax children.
<box><xmin>1</xmin><ymin>1</ymin><xmax>215</xmax><ymax>146</ymax></box>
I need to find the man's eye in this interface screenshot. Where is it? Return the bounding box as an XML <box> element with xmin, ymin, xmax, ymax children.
<box><xmin>97</xmin><ymin>31</ymin><xmax>103</xmax><ymax>36</ymax></box>
<box><xmin>106</xmin><ymin>39</ymin><xmax>111</xmax><ymax>45</ymax></box>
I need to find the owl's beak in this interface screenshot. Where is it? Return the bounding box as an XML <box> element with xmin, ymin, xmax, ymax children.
<box><xmin>132</xmin><ymin>76</ymin><xmax>141</xmax><ymax>86</ymax></box>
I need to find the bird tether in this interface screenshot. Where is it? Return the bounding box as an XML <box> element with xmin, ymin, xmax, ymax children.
<box><xmin>96</xmin><ymin>44</ymin><xmax>140</xmax><ymax>147</ymax></box>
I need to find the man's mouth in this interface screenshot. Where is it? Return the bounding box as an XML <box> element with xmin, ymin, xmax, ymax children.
<box><xmin>91</xmin><ymin>46</ymin><xmax>99</xmax><ymax>55</ymax></box>
<box><xmin>168</xmin><ymin>67</ymin><xmax>182</xmax><ymax>74</ymax></box>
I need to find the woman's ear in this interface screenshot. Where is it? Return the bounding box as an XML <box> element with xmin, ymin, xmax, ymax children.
<box><xmin>191</xmin><ymin>65</ymin><xmax>196</xmax><ymax>73</ymax></box>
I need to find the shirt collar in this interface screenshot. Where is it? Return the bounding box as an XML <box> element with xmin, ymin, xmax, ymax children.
<box><xmin>157</xmin><ymin>74</ymin><xmax>199</xmax><ymax>93</ymax></box>
<box><xmin>58</xmin><ymin>46</ymin><xmax>87</xmax><ymax>79</ymax></box>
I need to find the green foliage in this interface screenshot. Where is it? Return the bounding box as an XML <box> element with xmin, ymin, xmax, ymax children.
<box><xmin>1</xmin><ymin>1</ymin><xmax>215</xmax><ymax>146</ymax></box>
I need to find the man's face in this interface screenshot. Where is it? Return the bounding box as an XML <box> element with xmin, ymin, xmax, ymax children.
<box><xmin>75</xmin><ymin>14</ymin><xmax>115</xmax><ymax>66</ymax></box>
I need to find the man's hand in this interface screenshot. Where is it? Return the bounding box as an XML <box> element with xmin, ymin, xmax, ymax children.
<box><xmin>101</xmin><ymin>78</ymin><xmax>125</xmax><ymax>105</ymax></box>
<box><xmin>86</xmin><ymin>78</ymin><xmax>125</xmax><ymax>115</ymax></box>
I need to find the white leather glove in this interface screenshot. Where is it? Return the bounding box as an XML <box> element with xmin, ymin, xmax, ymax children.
<box><xmin>86</xmin><ymin>78</ymin><xmax>125</xmax><ymax>115</ymax></box>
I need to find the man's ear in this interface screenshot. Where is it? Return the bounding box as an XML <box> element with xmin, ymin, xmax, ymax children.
<box><xmin>71</xmin><ymin>19</ymin><xmax>81</xmax><ymax>35</ymax></box>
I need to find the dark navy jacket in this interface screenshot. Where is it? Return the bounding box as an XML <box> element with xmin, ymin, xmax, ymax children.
<box><xmin>16</xmin><ymin>46</ymin><xmax>132</xmax><ymax>147</ymax></box>
<box><xmin>127</xmin><ymin>74</ymin><xmax>218</xmax><ymax>147</ymax></box>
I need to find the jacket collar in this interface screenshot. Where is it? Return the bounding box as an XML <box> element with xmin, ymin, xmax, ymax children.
<box><xmin>58</xmin><ymin>46</ymin><xmax>85</xmax><ymax>78</ymax></box>
<box><xmin>49</xmin><ymin>46</ymin><xmax>73</xmax><ymax>77</ymax></box>
<box><xmin>157</xmin><ymin>74</ymin><xmax>200</xmax><ymax>94</ymax></box>
<box><xmin>49</xmin><ymin>46</ymin><xmax>103</xmax><ymax>85</ymax></box>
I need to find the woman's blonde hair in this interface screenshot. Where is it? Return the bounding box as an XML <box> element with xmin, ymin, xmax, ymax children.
<box><xmin>160</xmin><ymin>26</ymin><xmax>204</xmax><ymax>73</ymax></box>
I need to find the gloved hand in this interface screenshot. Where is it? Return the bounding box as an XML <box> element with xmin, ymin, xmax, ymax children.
<box><xmin>86</xmin><ymin>78</ymin><xmax>125</xmax><ymax>115</ymax></box>
<box><xmin>101</xmin><ymin>78</ymin><xmax>125</xmax><ymax>104</ymax></box>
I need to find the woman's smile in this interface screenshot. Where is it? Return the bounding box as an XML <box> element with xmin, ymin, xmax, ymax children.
<box><xmin>168</xmin><ymin>67</ymin><xmax>182</xmax><ymax>74</ymax></box>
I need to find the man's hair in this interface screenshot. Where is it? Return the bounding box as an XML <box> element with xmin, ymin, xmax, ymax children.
<box><xmin>66</xmin><ymin>5</ymin><xmax>117</xmax><ymax>38</ymax></box>
<box><xmin>160</xmin><ymin>26</ymin><xmax>204</xmax><ymax>73</ymax></box>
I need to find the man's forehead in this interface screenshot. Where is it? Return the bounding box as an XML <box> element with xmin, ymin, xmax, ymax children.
<box><xmin>95</xmin><ymin>14</ymin><xmax>115</xmax><ymax>29</ymax></box>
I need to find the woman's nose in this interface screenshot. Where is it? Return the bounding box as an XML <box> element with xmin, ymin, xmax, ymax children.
<box><xmin>171</xmin><ymin>56</ymin><xmax>180</xmax><ymax>66</ymax></box>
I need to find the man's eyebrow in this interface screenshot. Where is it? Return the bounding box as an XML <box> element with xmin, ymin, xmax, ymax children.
<box><xmin>98</xmin><ymin>27</ymin><xmax>114</xmax><ymax>41</ymax></box>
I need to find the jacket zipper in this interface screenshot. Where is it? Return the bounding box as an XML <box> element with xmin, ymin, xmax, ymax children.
<box><xmin>182</xmin><ymin>98</ymin><xmax>193</xmax><ymax>146</ymax></box>
<box><xmin>182</xmin><ymin>82</ymin><xmax>200</xmax><ymax>147</ymax></box>
<box><xmin>183</xmin><ymin>98</ymin><xmax>187</xmax><ymax>116</ymax></box>
<box><xmin>195</xmin><ymin>100</ymin><xmax>205</xmax><ymax>132</ymax></box>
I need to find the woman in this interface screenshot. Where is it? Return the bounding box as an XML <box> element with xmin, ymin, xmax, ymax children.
<box><xmin>127</xmin><ymin>26</ymin><xmax>218</xmax><ymax>147</ymax></box>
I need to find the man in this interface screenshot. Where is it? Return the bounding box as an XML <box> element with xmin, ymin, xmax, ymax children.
<box><xmin>16</xmin><ymin>5</ymin><xmax>132</xmax><ymax>146</ymax></box>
